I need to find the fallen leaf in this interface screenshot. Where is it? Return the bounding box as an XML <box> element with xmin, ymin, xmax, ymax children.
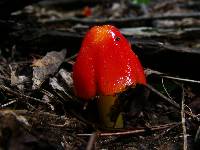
<box><xmin>32</xmin><ymin>49</ymin><xmax>67</xmax><ymax>90</ymax></box>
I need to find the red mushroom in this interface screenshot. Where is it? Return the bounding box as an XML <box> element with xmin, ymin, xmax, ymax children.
<box><xmin>73</xmin><ymin>25</ymin><xmax>146</xmax><ymax>128</ymax></box>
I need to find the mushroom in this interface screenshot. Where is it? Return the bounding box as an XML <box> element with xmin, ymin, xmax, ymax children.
<box><xmin>73</xmin><ymin>25</ymin><xmax>146</xmax><ymax>128</ymax></box>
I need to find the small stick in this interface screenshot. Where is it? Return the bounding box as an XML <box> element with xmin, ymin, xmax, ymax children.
<box><xmin>145</xmin><ymin>83</ymin><xmax>180</xmax><ymax>109</ymax></box>
<box><xmin>161</xmin><ymin>78</ymin><xmax>173</xmax><ymax>100</ymax></box>
<box><xmin>181</xmin><ymin>85</ymin><xmax>187</xmax><ymax>150</ymax></box>
<box><xmin>0</xmin><ymin>99</ymin><xmax>17</xmax><ymax>108</ymax></box>
<box><xmin>162</xmin><ymin>75</ymin><xmax>200</xmax><ymax>84</ymax></box>
<box><xmin>0</xmin><ymin>85</ymin><xmax>53</xmax><ymax>109</ymax></box>
<box><xmin>145</xmin><ymin>83</ymin><xmax>198</xmax><ymax>121</ymax></box>
<box><xmin>145</xmin><ymin>68</ymin><xmax>200</xmax><ymax>84</ymax></box>
<box><xmin>77</xmin><ymin>122</ymin><xmax>179</xmax><ymax>137</ymax></box>
<box><xmin>86</xmin><ymin>132</ymin><xmax>97</xmax><ymax>150</ymax></box>
<box><xmin>65</xmin><ymin>53</ymin><xmax>77</xmax><ymax>62</ymax></box>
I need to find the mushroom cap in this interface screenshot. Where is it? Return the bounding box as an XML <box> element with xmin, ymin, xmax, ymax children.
<box><xmin>73</xmin><ymin>25</ymin><xmax>146</xmax><ymax>99</ymax></box>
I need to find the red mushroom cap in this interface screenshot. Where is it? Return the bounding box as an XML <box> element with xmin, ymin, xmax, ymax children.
<box><xmin>73</xmin><ymin>25</ymin><xmax>146</xmax><ymax>99</ymax></box>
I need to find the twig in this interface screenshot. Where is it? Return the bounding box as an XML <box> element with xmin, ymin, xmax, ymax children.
<box><xmin>77</xmin><ymin>122</ymin><xmax>179</xmax><ymax>137</ymax></box>
<box><xmin>153</xmin><ymin>122</ymin><xmax>180</xmax><ymax>140</ymax></box>
<box><xmin>0</xmin><ymin>99</ymin><xmax>17</xmax><ymax>108</ymax></box>
<box><xmin>0</xmin><ymin>85</ymin><xmax>53</xmax><ymax>109</ymax></box>
<box><xmin>181</xmin><ymin>84</ymin><xmax>187</xmax><ymax>150</ymax></box>
<box><xmin>146</xmin><ymin>83</ymin><xmax>180</xmax><ymax>109</ymax></box>
<box><xmin>162</xmin><ymin>75</ymin><xmax>200</xmax><ymax>84</ymax></box>
<box><xmin>145</xmin><ymin>68</ymin><xmax>200</xmax><ymax>84</ymax></box>
<box><xmin>146</xmin><ymin>83</ymin><xmax>199</xmax><ymax>122</ymax></box>
<box><xmin>161</xmin><ymin>78</ymin><xmax>173</xmax><ymax>100</ymax></box>
<box><xmin>86</xmin><ymin>132</ymin><xmax>97</xmax><ymax>150</ymax></box>
<box><xmin>65</xmin><ymin>53</ymin><xmax>77</xmax><ymax>62</ymax></box>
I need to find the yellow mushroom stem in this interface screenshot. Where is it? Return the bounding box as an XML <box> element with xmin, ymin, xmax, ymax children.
<box><xmin>97</xmin><ymin>95</ymin><xmax>124</xmax><ymax>128</ymax></box>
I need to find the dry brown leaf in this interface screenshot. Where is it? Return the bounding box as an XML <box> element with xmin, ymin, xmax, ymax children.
<box><xmin>32</xmin><ymin>49</ymin><xmax>67</xmax><ymax>90</ymax></box>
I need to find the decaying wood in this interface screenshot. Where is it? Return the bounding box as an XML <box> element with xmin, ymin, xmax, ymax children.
<box><xmin>44</xmin><ymin>12</ymin><xmax>200</xmax><ymax>27</ymax></box>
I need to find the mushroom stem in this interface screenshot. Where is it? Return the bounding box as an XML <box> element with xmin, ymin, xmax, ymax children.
<box><xmin>97</xmin><ymin>95</ymin><xmax>124</xmax><ymax>128</ymax></box>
